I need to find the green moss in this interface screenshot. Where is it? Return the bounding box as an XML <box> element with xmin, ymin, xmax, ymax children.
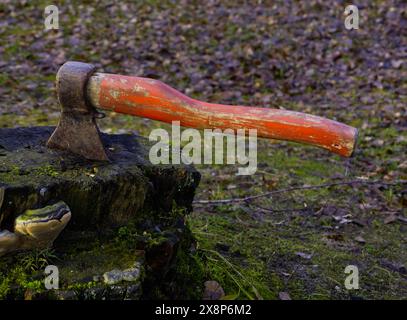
<box><xmin>168</xmin><ymin>245</ymin><xmax>205</xmax><ymax>299</ymax></box>
<box><xmin>0</xmin><ymin>274</ymin><xmax>11</xmax><ymax>299</ymax></box>
<box><xmin>0</xmin><ymin>74</ymin><xmax>10</xmax><ymax>86</ymax></box>
<box><xmin>35</xmin><ymin>165</ymin><xmax>60</xmax><ymax>177</ymax></box>
<box><xmin>115</xmin><ymin>225</ymin><xmax>140</xmax><ymax>248</ymax></box>
<box><xmin>67</xmin><ymin>281</ymin><xmax>99</xmax><ymax>292</ymax></box>
<box><xmin>0</xmin><ymin>264</ymin><xmax>47</xmax><ymax>299</ymax></box>
<box><xmin>58</xmin><ymin>242</ymin><xmax>140</xmax><ymax>287</ymax></box>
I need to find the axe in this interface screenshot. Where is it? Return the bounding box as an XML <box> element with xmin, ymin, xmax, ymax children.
<box><xmin>47</xmin><ymin>61</ymin><xmax>358</xmax><ymax>160</ymax></box>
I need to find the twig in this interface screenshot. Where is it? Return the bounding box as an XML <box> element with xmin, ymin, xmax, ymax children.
<box><xmin>194</xmin><ymin>179</ymin><xmax>407</xmax><ymax>205</ymax></box>
<box><xmin>248</xmin><ymin>202</ymin><xmax>315</xmax><ymax>213</ymax></box>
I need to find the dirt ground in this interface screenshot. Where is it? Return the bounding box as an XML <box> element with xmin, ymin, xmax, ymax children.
<box><xmin>0</xmin><ymin>1</ymin><xmax>406</xmax><ymax>299</ymax></box>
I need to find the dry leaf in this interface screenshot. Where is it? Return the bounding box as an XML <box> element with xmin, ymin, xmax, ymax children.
<box><xmin>296</xmin><ymin>252</ymin><xmax>313</xmax><ymax>260</ymax></box>
<box><xmin>355</xmin><ymin>236</ymin><xmax>366</xmax><ymax>244</ymax></box>
<box><xmin>384</xmin><ymin>215</ymin><xmax>398</xmax><ymax>224</ymax></box>
<box><xmin>279</xmin><ymin>292</ymin><xmax>291</xmax><ymax>300</ymax></box>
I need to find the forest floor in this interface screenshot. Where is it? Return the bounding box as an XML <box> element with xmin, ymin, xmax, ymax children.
<box><xmin>0</xmin><ymin>0</ymin><xmax>406</xmax><ymax>299</ymax></box>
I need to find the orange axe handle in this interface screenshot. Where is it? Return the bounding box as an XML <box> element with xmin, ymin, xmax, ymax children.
<box><xmin>86</xmin><ymin>73</ymin><xmax>358</xmax><ymax>157</ymax></box>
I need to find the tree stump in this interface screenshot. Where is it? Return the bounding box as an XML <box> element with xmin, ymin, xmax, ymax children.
<box><xmin>0</xmin><ymin>127</ymin><xmax>202</xmax><ymax>299</ymax></box>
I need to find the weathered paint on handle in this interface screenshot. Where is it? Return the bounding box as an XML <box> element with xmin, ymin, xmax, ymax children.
<box><xmin>87</xmin><ymin>73</ymin><xmax>358</xmax><ymax>157</ymax></box>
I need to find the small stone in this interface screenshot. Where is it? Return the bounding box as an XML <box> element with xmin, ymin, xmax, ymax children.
<box><xmin>103</xmin><ymin>269</ymin><xmax>124</xmax><ymax>285</ymax></box>
<box><xmin>39</xmin><ymin>187</ymin><xmax>47</xmax><ymax>197</ymax></box>
<box><xmin>305</xmin><ymin>69</ymin><xmax>315</xmax><ymax>77</ymax></box>
<box><xmin>296</xmin><ymin>252</ymin><xmax>313</xmax><ymax>260</ymax></box>
<box><xmin>203</xmin><ymin>280</ymin><xmax>225</xmax><ymax>300</ymax></box>
<box><xmin>122</xmin><ymin>267</ymin><xmax>141</xmax><ymax>282</ymax></box>
<box><xmin>372</xmin><ymin>139</ymin><xmax>384</xmax><ymax>147</ymax></box>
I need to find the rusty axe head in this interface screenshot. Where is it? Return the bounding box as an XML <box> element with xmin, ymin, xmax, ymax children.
<box><xmin>47</xmin><ymin>61</ymin><xmax>109</xmax><ymax>161</ymax></box>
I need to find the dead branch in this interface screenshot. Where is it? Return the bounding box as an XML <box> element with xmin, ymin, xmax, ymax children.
<box><xmin>193</xmin><ymin>179</ymin><xmax>407</xmax><ymax>205</ymax></box>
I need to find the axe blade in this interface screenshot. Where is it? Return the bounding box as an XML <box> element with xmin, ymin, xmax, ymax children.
<box><xmin>47</xmin><ymin>112</ymin><xmax>108</xmax><ymax>161</ymax></box>
<box><xmin>47</xmin><ymin>61</ymin><xmax>109</xmax><ymax>161</ymax></box>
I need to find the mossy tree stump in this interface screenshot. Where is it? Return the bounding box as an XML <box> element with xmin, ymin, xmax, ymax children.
<box><xmin>0</xmin><ymin>127</ymin><xmax>202</xmax><ymax>299</ymax></box>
